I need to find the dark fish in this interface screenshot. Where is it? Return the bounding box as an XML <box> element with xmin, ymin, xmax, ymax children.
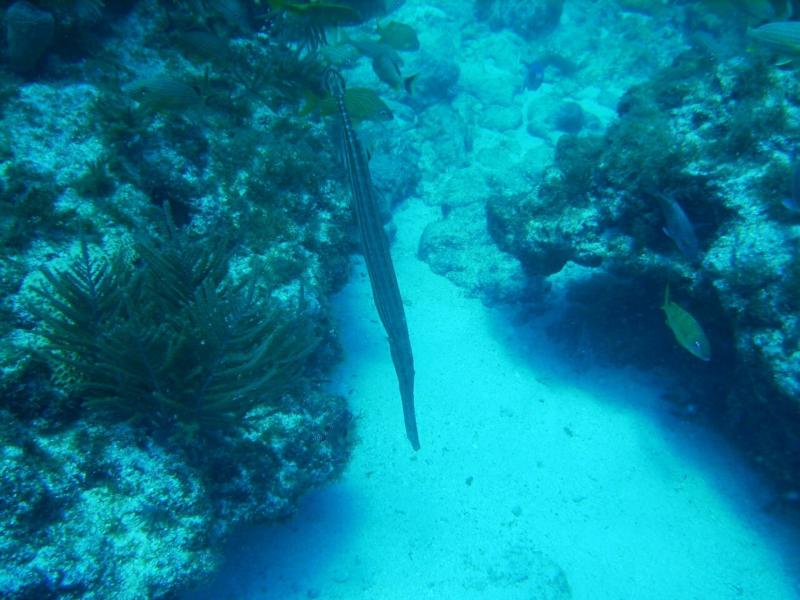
<box><xmin>372</xmin><ymin>52</ymin><xmax>416</xmax><ymax>94</ymax></box>
<box><xmin>783</xmin><ymin>152</ymin><xmax>800</xmax><ymax>213</ymax></box>
<box><xmin>656</xmin><ymin>194</ymin><xmax>700</xmax><ymax>262</ymax></box>
<box><xmin>124</xmin><ymin>77</ymin><xmax>203</xmax><ymax>112</ymax></box>
<box><xmin>783</xmin><ymin>197</ymin><xmax>800</xmax><ymax>213</ymax></box>
<box><xmin>524</xmin><ymin>59</ymin><xmax>545</xmax><ymax>90</ymax></box>
<box><xmin>538</xmin><ymin>52</ymin><xmax>579</xmax><ymax>76</ymax></box>
<box><xmin>174</xmin><ymin>30</ymin><xmax>231</xmax><ymax>65</ymax></box>
<box><xmin>323</xmin><ymin>68</ymin><xmax>419</xmax><ymax>451</ymax></box>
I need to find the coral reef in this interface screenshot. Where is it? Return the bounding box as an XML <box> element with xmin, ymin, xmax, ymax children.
<box><xmin>0</xmin><ymin>415</ymin><xmax>217</xmax><ymax>599</ymax></box>
<box><xmin>551</xmin><ymin>101</ymin><xmax>584</xmax><ymax>134</ymax></box>
<box><xmin>488</xmin><ymin>45</ymin><xmax>800</xmax><ymax>490</ymax></box>
<box><xmin>0</xmin><ymin>387</ymin><xmax>350</xmax><ymax>598</ymax></box>
<box><xmin>0</xmin><ymin>0</ymin><xmax>365</xmax><ymax>596</ymax></box>
<box><xmin>419</xmin><ymin>201</ymin><xmax>532</xmax><ymax>304</ymax></box>
<box><xmin>474</xmin><ymin>0</ymin><xmax>564</xmax><ymax>39</ymax></box>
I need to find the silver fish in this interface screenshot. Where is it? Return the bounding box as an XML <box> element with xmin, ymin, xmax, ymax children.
<box><xmin>656</xmin><ymin>194</ymin><xmax>700</xmax><ymax>262</ymax></box>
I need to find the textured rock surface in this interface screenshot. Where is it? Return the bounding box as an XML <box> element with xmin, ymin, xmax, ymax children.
<box><xmin>419</xmin><ymin>202</ymin><xmax>531</xmax><ymax>304</ymax></box>
<box><xmin>5</xmin><ymin>1</ymin><xmax>54</xmax><ymax>73</ymax></box>
<box><xmin>488</xmin><ymin>48</ymin><xmax>800</xmax><ymax>489</ymax></box>
<box><xmin>0</xmin><ymin>390</ymin><xmax>351</xmax><ymax>599</ymax></box>
<box><xmin>0</xmin><ymin>1</ymin><xmax>357</xmax><ymax>597</ymax></box>
<box><xmin>475</xmin><ymin>0</ymin><xmax>564</xmax><ymax>39</ymax></box>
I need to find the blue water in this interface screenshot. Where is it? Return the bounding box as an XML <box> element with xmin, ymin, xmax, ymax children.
<box><xmin>3</xmin><ymin>0</ymin><xmax>800</xmax><ymax>598</ymax></box>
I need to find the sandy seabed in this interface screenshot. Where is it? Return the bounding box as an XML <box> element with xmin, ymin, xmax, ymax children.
<box><xmin>186</xmin><ymin>200</ymin><xmax>800</xmax><ymax>600</ymax></box>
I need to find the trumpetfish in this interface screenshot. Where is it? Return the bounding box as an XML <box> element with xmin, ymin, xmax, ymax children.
<box><xmin>323</xmin><ymin>68</ymin><xmax>420</xmax><ymax>450</ymax></box>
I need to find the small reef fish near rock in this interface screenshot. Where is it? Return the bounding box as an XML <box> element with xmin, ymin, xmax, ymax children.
<box><xmin>523</xmin><ymin>59</ymin><xmax>545</xmax><ymax>90</ymax></box>
<box><xmin>304</xmin><ymin>87</ymin><xmax>394</xmax><ymax>122</ymax></box>
<box><xmin>372</xmin><ymin>51</ymin><xmax>416</xmax><ymax>93</ymax></box>
<box><xmin>656</xmin><ymin>193</ymin><xmax>700</xmax><ymax>262</ymax></box>
<box><xmin>339</xmin><ymin>34</ymin><xmax>414</xmax><ymax>91</ymax></box>
<box><xmin>124</xmin><ymin>77</ymin><xmax>203</xmax><ymax>112</ymax></box>
<box><xmin>376</xmin><ymin>20</ymin><xmax>420</xmax><ymax>51</ymax></box>
<box><xmin>662</xmin><ymin>285</ymin><xmax>711</xmax><ymax>361</ymax></box>
<box><xmin>782</xmin><ymin>152</ymin><xmax>800</xmax><ymax>213</ymax></box>
<box><xmin>344</xmin><ymin>33</ymin><xmax>402</xmax><ymax>61</ymax></box>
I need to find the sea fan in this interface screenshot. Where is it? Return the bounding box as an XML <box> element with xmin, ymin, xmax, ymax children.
<box><xmin>32</xmin><ymin>213</ymin><xmax>319</xmax><ymax>440</ymax></box>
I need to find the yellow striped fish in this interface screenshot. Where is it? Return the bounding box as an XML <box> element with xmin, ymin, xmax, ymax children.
<box><xmin>662</xmin><ymin>285</ymin><xmax>711</xmax><ymax>361</ymax></box>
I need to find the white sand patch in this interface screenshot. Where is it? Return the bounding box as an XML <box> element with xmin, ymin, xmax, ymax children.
<box><xmin>186</xmin><ymin>200</ymin><xmax>800</xmax><ymax>600</ymax></box>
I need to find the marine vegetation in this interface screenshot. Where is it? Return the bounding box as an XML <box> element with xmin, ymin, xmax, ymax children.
<box><xmin>0</xmin><ymin>0</ymin><xmax>359</xmax><ymax>596</ymax></box>
<box><xmin>31</xmin><ymin>212</ymin><xmax>320</xmax><ymax>442</ymax></box>
<box><xmin>0</xmin><ymin>160</ymin><xmax>88</xmax><ymax>251</ymax></box>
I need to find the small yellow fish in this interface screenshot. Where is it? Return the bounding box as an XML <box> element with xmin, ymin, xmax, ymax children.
<box><xmin>372</xmin><ymin>52</ymin><xmax>417</xmax><ymax>93</ymax></box>
<box><xmin>302</xmin><ymin>87</ymin><xmax>393</xmax><ymax>122</ymax></box>
<box><xmin>376</xmin><ymin>21</ymin><xmax>420</xmax><ymax>51</ymax></box>
<box><xmin>662</xmin><ymin>285</ymin><xmax>711</xmax><ymax>361</ymax></box>
<box><xmin>345</xmin><ymin>34</ymin><xmax>401</xmax><ymax>62</ymax></box>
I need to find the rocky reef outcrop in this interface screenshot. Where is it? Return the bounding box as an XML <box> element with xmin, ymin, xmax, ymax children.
<box><xmin>0</xmin><ymin>0</ymin><xmax>364</xmax><ymax>596</ymax></box>
<box><xmin>488</xmin><ymin>46</ymin><xmax>800</xmax><ymax>492</ymax></box>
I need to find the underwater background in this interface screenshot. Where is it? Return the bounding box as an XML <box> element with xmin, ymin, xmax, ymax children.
<box><xmin>1</xmin><ymin>0</ymin><xmax>800</xmax><ymax>598</ymax></box>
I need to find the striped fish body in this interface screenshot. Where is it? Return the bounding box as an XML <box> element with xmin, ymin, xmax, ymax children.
<box><xmin>324</xmin><ymin>68</ymin><xmax>419</xmax><ymax>450</ymax></box>
<box><xmin>748</xmin><ymin>21</ymin><xmax>800</xmax><ymax>54</ymax></box>
<box><xmin>312</xmin><ymin>87</ymin><xmax>393</xmax><ymax>122</ymax></box>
